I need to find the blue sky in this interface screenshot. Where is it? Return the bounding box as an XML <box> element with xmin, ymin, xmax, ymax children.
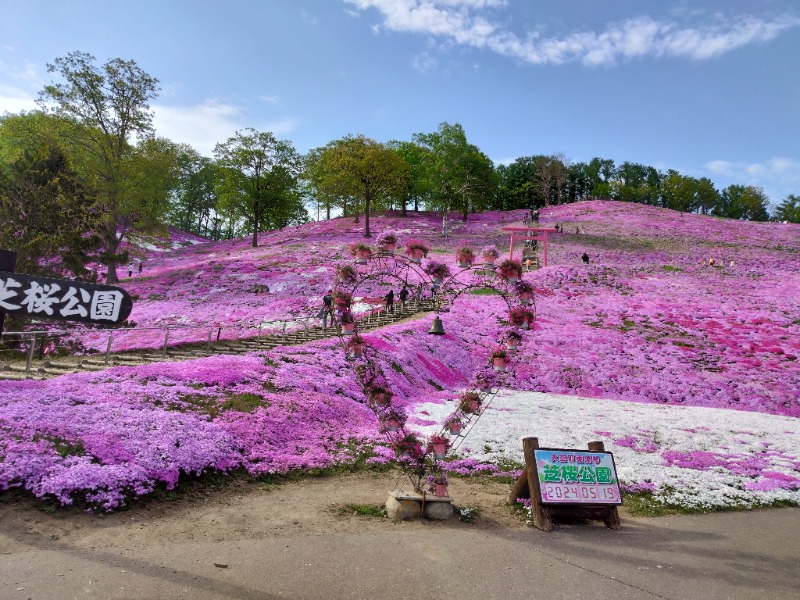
<box><xmin>1</xmin><ymin>0</ymin><xmax>798</xmax><ymax>207</ymax></box>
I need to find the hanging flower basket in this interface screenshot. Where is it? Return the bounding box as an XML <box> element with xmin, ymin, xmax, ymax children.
<box><xmin>481</xmin><ymin>244</ymin><xmax>500</xmax><ymax>266</ymax></box>
<box><xmin>370</xmin><ymin>388</ymin><xmax>392</xmax><ymax>407</ymax></box>
<box><xmin>506</xmin><ymin>331</ymin><xmax>522</xmax><ymax>353</ymax></box>
<box><xmin>350</xmin><ymin>242</ymin><xmax>372</xmax><ymax>265</ymax></box>
<box><xmin>458</xmin><ymin>391</ymin><xmax>482</xmax><ymax>414</ymax></box>
<box><xmin>340</xmin><ymin>310</ymin><xmax>355</xmax><ymax>335</ymax></box>
<box><xmin>491</xmin><ymin>346</ymin><xmax>508</xmax><ymax>371</ymax></box>
<box><xmin>394</xmin><ymin>433</ymin><xmax>424</xmax><ymax>460</ymax></box>
<box><xmin>513</xmin><ymin>280</ymin><xmax>535</xmax><ymax>305</ymax></box>
<box><xmin>509</xmin><ymin>306</ymin><xmax>534</xmax><ymax>329</ymax></box>
<box><xmin>475</xmin><ymin>375</ymin><xmax>493</xmax><ymax>393</ymax></box>
<box><xmin>426</xmin><ymin>472</ymin><xmax>449</xmax><ymax>497</ymax></box>
<box><xmin>405</xmin><ymin>239</ymin><xmax>430</xmax><ymax>264</ymax></box>
<box><xmin>346</xmin><ymin>334</ymin><xmax>366</xmax><ymax>357</ymax></box>
<box><xmin>428</xmin><ymin>434</ymin><xmax>450</xmax><ymax>459</ymax></box>
<box><xmin>383</xmin><ymin>408</ymin><xmax>406</xmax><ymax>433</ymax></box>
<box><xmin>447</xmin><ymin>421</ymin><xmax>463</xmax><ymax>435</ymax></box>
<box><xmin>377</xmin><ymin>231</ymin><xmax>398</xmax><ymax>254</ymax></box>
<box><xmin>333</xmin><ymin>290</ymin><xmax>352</xmax><ymax>311</ymax></box>
<box><xmin>424</xmin><ymin>260</ymin><xmax>451</xmax><ymax>284</ymax></box>
<box><xmin>336</xmin><ymin>264</ymin><xmax>358</xmax><ymax>285</ymax></box>
<box><xmin>455</xmin><ymin>245</ymin><xmax>475</xmax><ymax>268</ymax></box>
<box><xmin>498</xmin><ymin>259</ymin><xmax>523</xmax><ymax>284</ymax></box>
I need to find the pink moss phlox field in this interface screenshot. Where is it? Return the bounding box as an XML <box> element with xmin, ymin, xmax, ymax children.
<box><xmin>2</xmin><ymin>202</ymin><xmax>799</xmax><ymax>509</ymax></box>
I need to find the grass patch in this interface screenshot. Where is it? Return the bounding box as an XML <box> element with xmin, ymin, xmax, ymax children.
<box><xmin>469</xmin><ymin>287</ymin><xmax>501</xmax><ymax>295</ymax></box>
<box><xmin>338</xmin><ymin>503</ymin><xmax>385</xmax><ymax>518</ymax></box>
<box><xmin>662</xmin><ymin>265</ymin><xmax>683</xmax><ymax>272</ymax></box>
<box><xmin>221</xmin><ymin>392</ymin><xmax>268</xmax><ymax>413</ymax></box>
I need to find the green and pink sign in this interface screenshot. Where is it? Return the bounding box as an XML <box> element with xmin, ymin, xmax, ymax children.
<box><xmin>535</xmin><ymin>449</ymin><xmax>622</xmax><ymax>505</ymax></box>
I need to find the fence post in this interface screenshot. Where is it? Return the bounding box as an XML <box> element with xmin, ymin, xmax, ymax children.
<box><xmin>257</xmin><ymin>322</ymin><xmax>262</xmax><ymax>338</ymax></box>
<box><xmin>26</xmin><ymin>334</ymin><xmax>35</xmax><ymax>377</ymax></box>
<box><xmin>162</xmin><ymin>328</ymin><xmax>169</xmax><ymax>357</ymax></box>
<box><xmin>104</xmin><ymin>331</ymin><xmax>113</xmax><ymax>365</ymax></box>
<box><xmin>282</xmin><ymin>321</ymin><xmax>287</xmax><ymax>339</ymax></box>
<box><xmin>207</xmin><ymin>327</ymin><xmax>213</xmax><ymax>351</ymax></box>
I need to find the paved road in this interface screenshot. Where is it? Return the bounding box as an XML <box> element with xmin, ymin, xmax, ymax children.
<box><xmin>2</xmin><ymin>508</ymin><xmax>798</xmax><ymax>600</ymax></box>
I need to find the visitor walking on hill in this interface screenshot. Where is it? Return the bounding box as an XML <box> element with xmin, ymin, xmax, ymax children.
<box><xmin>384</xmin><ymin>289</ymin><xmax>394</xmax><ymax>314</ymax></box>
<box><xmin>320</xmin><ymin>290</ymin><xmax>334</xmax><ymax>328</ymax></box>
<box><xmin>127</xmin><ymin>263</ymin><xmax>134</xmax><ymax>278</ymax></box>
<box><xmin>399</xmin><ymin>285</ymin><xmax>409</xmax><ymax>309</ymax></box>
<box><xmin>138</xmin><ymin>261</ymin><xmax>143</xmax><ymax>274</ymax></box>
<box><xmin>582</xmin><ymin>252</ymin><xmax>590</xmax><ymax>264</ymax></box>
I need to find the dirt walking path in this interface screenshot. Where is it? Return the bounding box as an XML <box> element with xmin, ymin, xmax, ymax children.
<box><xmin>1</xmin><ymin>471</ymin><xmax>798</xmax><ymax>599</ymax></box>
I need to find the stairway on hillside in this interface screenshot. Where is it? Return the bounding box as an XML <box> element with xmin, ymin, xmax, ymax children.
<box><xmin>0</xmin><ymin>300</ymin><xmax>436</xmax><ymax>381</ymax></box>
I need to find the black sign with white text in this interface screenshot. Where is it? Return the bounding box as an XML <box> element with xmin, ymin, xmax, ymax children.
<box><xmin>0</xmin><ymin>271</ymin><xmax>133</xmax><ymax>325</ymax></box>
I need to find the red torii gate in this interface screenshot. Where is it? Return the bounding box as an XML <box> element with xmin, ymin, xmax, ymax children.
<box><xmin>501</xmin><ymin>226</ymin><xmax>557</xmax><ymax>266</ymax></box>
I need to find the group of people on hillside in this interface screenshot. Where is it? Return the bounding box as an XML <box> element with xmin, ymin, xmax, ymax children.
<box><xmin>318</xmin><ymin>283</ymin><xmax>427</xmax><ymax>328</ymax></box>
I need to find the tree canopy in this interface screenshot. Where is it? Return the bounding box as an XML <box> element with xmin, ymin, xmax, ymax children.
<box><xmin>213</xmin><ymin>128</ymin><xmax>305</xmax><ymax>247</ymax></box>
<box><xmin>37</xmin><ymin>51</ymin><xmax>175</xmax><ymax>282</ymax></box>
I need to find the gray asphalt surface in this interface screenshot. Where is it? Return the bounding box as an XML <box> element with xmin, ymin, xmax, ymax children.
<box><xmin>2</xmin><ymin>507</ymin><xmax>798</xmax><ymax>600</ymax></box>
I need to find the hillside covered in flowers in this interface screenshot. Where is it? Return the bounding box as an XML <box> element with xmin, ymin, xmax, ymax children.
<box><xmin>1</xmin><ymin>201</ymin><xmax>798</xmax><ymax>511</ymax></box>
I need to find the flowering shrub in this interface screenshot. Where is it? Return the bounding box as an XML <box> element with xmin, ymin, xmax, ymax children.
<box><xmin>339</xmin><ymin>311</ymin><xmax>355</xmax><ymax>324</ymax></box>
<box><xmin>481</xmin><ymin>245</ymin><xmax>500</xmax><ymax>260</ymax></box>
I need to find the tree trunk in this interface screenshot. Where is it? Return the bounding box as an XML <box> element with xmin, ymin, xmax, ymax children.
<box><xmin>251</xmin><ymin>214</ymin><xmax>259</xmax><ymax>247</ymax></box>
<box><xmin>364</xmin><ymin>194</ymin><xmax>371</xmax><ymax>238</ymax></box>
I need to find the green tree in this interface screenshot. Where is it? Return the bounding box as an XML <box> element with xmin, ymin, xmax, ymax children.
<box><xmin>168</xmin><ymin>145</ymin><xmax>219</xmax><ymax>236</ymax></box>
<box><xmin>310</xmin><ymin>135</ymin><xmax>409</xmax><ymax>237</ymax></box>
<box><xmin>660</xmin><ymin>171</ymin><xmax>718</xmax><ymax>214</ymax></box>
<box><xmin>773</xmin><ymin>194</ymin><xmax>800</xmax><ymax>223</ymax></box>
<box><xmin>413</xmin><ymin>122</ymin><xmax>495</xmax><ymax>235</ymax></box>
<box><xmin>716</xmin><ymin>185</ymin><xmax>770</xmax><ymax>221</ymax></box>
<box><xmin>0</xmin><ymin>131</ymin><xmax>100</xmax><ymax>279</ymax></box>
<box><xmin>213</xmin><ymin>128</ymin><xmax>305</xmax><ymax>247</ymax></box>
<box><xmin>496</xmin><ymin>157</ymin><xmax>540</xmax><ymax>210</ymax></box>
<box><xmin>37</xmin><ymin>51</ymin><xmax>173</xmax><ymax>283</ymax></box>
<box><xmin>388</xmin><ymin>140</ymin><xmax>431</xmax><ymax>215</ymax></box>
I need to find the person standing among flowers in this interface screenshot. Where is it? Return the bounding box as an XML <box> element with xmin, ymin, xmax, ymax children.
<box><xmin>321</xmin><ymin>290</ymin><xmax>334</xmax><ymax>328</ymax></box>
<box><xmin>384</xmin><ymin>288</ymin><xmax>394</xmax><ymax>314</ymax></box>
<box><xmin>399</xmin><ymin>285</ymin><xmax>409</xmax><ymax>309</ymax></box>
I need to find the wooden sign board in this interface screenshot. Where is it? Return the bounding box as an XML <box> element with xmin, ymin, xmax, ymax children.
<box><xmin>535</xmin><ymin>448</ymin><xmax>622</xmax><ymax>505</ymax></box>
<box><xmin>0</xmin><ymin>271</ymin><xmax>133</xmax><ymax>326</ymax></box>
<box><xmin>509</xmin><ymin>437</ymin><xmax>622</xmax><ymax>531</ymax></box>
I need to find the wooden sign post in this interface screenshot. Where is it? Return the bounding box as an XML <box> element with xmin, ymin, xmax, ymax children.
<box><xmin>0</xmin><ymin>250</ymin><xmax>18</xmax><ymax>336</ymax></box>
<box><xmin>509</xmin><ymin>437</ymin><xmax>622</xmax><ymax>531</ymax></box>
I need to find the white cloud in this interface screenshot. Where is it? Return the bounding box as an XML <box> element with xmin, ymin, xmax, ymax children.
<box><xmin>343</xmin><ymin>1</ymin><xmax>800</xmax><ymax>67</ymax></box>
<box><xmin>704</xmin><ymin>156</ymin><xmax>800</xmax><ymax>202</ymax></box>
<box><xmin>152</xmin><ymin>99</ymin><xmax>299</xmax><ymax>157</ymax></box>
<box><xmin>0</xmin><ymin>59</ymin><xmax>44</xmax><ymax>115</ymax></box>
<box><xmin>412</xmin><ymin>51</ymin><xmax>438</xmax><ymax>73</ymax></box>
<box><xmin>0</xmin><ymin>84</ymin><xmax>37</xmax><ymax>114</ymax></box>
